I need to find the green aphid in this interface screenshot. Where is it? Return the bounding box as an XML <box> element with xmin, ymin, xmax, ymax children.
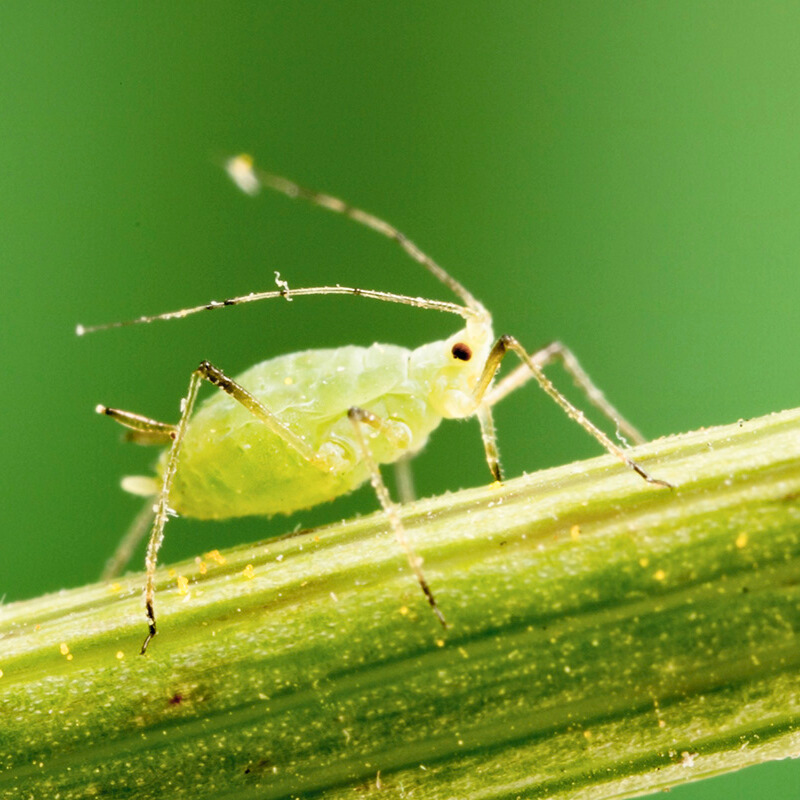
<box><xmin>79</xmin><ymin>155</ymin><xmax>671</xmax><ymax>654</ymax></box>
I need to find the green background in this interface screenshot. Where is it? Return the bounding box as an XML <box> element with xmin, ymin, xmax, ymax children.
<box><xmin>2</xmin><ymin>3</ymin><xmax>798</xmax><ymax>797</ymax></box>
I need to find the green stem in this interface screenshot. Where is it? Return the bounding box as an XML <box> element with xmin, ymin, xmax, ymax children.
<box><xmin>2</xmin><ymin>409</ymin><xmax>800</xmax><ymax>799</ymax></box>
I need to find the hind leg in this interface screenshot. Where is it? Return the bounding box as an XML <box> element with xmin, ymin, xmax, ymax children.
<box><xmin>136</xmin><ymin>360</ymin><xmax>330</xmax><ymax>654</ymax></box>
<box><xmin>101</xmin><ymin>499</ymin><xmax>156</xmax><ymax>581</ymax></box>
<box><xmin>97</xmin><ymin>406</ymin><xmax>175</xmax><ymax>578</ymax></box>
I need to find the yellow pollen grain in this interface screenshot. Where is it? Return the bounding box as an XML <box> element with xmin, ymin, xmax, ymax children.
<box><xmin>736</xmin><ymin>532</ymin><xmax>748</xmax><ymax>549</ymax></box>
<box><xmin>176</xmin><ymin>575</ymin><xmax>190</xmax><ymax>595</ymax></box>
<box><xmin>205</xmin><ymin>549</ymin><xmax>227</xmax><ymax>565</ymax></box>
<box><xmin>59</xmin><ymin>642</ymin><xmax>70</xmax><ymax>656</ymax></box>
<box><xmin>583</xmin><ymin>729</ymin><xmax>592</xmax><ymax>740</ymax></box>
<box><xmin>284</xmin><ymin>376</ymin><xmax>294</xmax><ymax>385</ymax></box>
<box><xmin>115</xmin><ymin>651</ymin><xmax>125</xmax><ymax>660</ymax></box>
<box><xmin>653</xmin><ymin>569</ymin><xmax>667</xmax><ymax>581</ymax></box>
<box><xmin>639</xmin><ymin>557</ymin><xmax>650</xmax><ymax>568</ymax></box>
<box><xmin>398</xmin><ymin>606</ymin><xmax>409</xmax><ymax>616</ymax></box>
<box><xmin>168</xmin><ymin>568</ymin><xmax>177</xmax><ymax>578</ymax></box>
<box><xmin>570</xmin><ymin>524</ymin><xmax>581</xmax><ymax>541</ymax></box>
<box><xmin>242</xmin><ymin>564</ymin><xmax>255</xmax><ymax>580</ymax></box>
<box><xmin>109</xmin><ymin>582</ymin><xmax>123</xmax><ymax>593</ymax></box>
<box><xmin>195</xmin><ymin>557</ymin><xmax>208</xmax><ymax>575</ymax></box>
<box><xmin>435</xmin><ymin>639</ymin><xmax>445</xmax><ymax>648</ymax></box>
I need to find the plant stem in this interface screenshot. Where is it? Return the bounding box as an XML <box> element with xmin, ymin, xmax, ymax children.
<box><xmin>1</xmin><ymin>408</ymin><xmax>799</xmax><ymax>799</ymax></box>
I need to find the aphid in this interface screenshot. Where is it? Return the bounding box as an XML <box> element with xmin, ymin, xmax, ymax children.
<box><xmin>78</xmin><ymin>154</ymin><xmax>672</xmax><ymax>654</ymax></box>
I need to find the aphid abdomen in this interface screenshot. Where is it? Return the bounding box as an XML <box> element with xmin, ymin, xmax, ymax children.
<box><xmin>165</xmin><ymin>343</ymin><xmax>444</xmax><ymax>520</ymax></box>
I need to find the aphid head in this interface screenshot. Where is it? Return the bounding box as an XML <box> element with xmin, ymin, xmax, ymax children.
<box><xmin>412</xmin><ymin>311</ymin><xmax>494</xmax><ymax>420</ymax></box>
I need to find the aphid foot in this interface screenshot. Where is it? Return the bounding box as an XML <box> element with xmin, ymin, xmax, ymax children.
<box><xmin>140</xmin><ymin>602</ymin><xmax>157</xmax><ymax>655</ymax></box>
<box><xmin>629</xmin><ymin>460</ymin><xmax>675</xmax><ymax>489</ymax></box>
<box><xmin>421</xmin><ymin>584</ymin><xmax>449</xmax><ymax>628</ymax></box>
<box><xmin>140</xmin><ymin>627</ymin><xmax>156</xmax><ymax>655</ymax></box>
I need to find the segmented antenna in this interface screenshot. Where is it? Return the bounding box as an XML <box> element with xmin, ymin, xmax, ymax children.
<box><xmin>76</xmin><ymin>155</ymin><xmax>486</xmax><ymax>336</ymax></box>
<box><xmin>226</xmin><ymin>154</ymin><xmax>487</xmax><ymax>315</ymax></box>
<box><xmin>76</xmin><ymin>286</ymin><xmax>472</xmax><ymax>336</ymax></box>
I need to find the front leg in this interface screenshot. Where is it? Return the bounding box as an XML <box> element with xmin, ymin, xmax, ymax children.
<box><xmin>484</xmin><ymin>340</ymin><xmax>647</xmax><ymax>446</ymax></box>
<box><xmin>473</xmin><ymin>336</ymin><xmax>674</xmax><ymax>489</ymax></box>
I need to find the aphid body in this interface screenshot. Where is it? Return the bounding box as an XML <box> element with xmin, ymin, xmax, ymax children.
<box><xmin>169</xmin><ymin>324</ymin><xmax>490</xmax><ymax>520</ymax></box>
<box><xmin>82</xmin><ymin>154</ymin><xmax>671</xmax><ymax>653</ymax></box>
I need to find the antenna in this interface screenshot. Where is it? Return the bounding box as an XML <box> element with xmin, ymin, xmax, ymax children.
<box><xmin>76</xmin><ymin>155</ymin><xmax>487</xmax><ymax>336</ymax></box>
<box><xmin>226</xmin><ymin>154</ymin><xmax>487</xmax><ymax>315</ymax></box>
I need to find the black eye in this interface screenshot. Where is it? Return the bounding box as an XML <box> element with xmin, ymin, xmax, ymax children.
<box><xmin>451</xmin><ymin>342</ymin><xmax>472</xmax><ymax>361</ymax></box>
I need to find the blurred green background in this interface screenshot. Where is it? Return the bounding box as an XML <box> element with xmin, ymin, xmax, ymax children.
<box><xmin>2</xmin><ymin>3</ymin><xmax>799</xmax><ymax>797</ymax></box>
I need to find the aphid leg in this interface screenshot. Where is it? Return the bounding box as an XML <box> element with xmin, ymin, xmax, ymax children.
<box><xmin>347</xmin><ymin>407</ymin><xmax>448</xmax><ymax>628</ymax></box>
<box><xmin>484</xmin><ymin>341</ymin><xmax>647</xmax><ymax>447</ymax></box>
<box><xmin>140</xmin><ymin>360</ymin><xmax>327</xmax><ymax>654</ymax></box>
<box><xmin>393</xmin><ymin>454</ymin><xmax>417</xmax><ymax>505</ymax></box>
<box><xmin>101</xmin><ymin>499</ymin><xmax>156</xmax><ymax>581</ymax></box>
<box><xmin>473</xmin><ymin>336</ymin><xmax>674</xmax><ymax>488</ymax></box>
<box><xmin>96</xmin><ymin>405</ymin><xmax>177</xmax><ymax>446</ymax></box>
<box><xmin>95</xmin><ymin>408</ymin><xmax>173</xmax><ymax>575</ymax></box>
<box><xmin>476</xmin><ymin>404</ymin><xmax>503</xmax><ymax>483</ymax></box>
